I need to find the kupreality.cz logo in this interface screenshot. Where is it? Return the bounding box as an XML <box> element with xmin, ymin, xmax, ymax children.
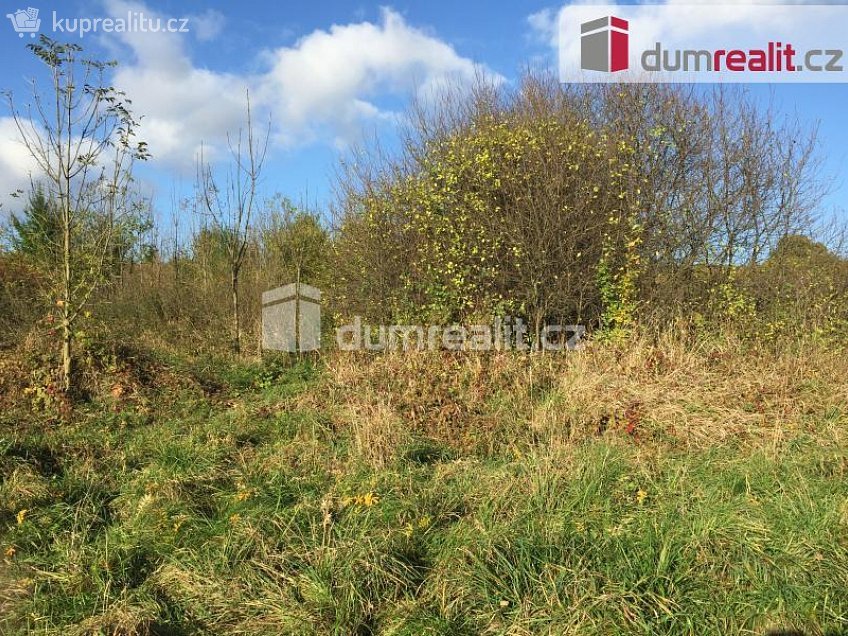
<box><xmin>6</xmin><ymin>7</ymin><xmax>40</xmax><ymax>37</ymax></box>
<box><xmin>561</xmin><ymin>4</ymin><xmax>848</xmax><ymax>84</ymax></box>
<box><xmin>5</xmin><ymin>5</ymin><xmax>191</xmax><ymax>39</ymax></box>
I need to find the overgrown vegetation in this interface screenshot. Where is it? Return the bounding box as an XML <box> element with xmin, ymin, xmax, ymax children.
<box><xmin>2</xmin><ymin>39</ymin><xmax>848</xmax><ymax>635</ymax></box>
<box><xmin>2</xmin><ymin>338</ymin><xmax>848</xmax><ymax>635</ymax></box>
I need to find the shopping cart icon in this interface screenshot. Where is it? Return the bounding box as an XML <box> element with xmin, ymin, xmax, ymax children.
<box><xmin>6</xmin><ymin>7</ymin><xmax>41</xmax><ymax>38</ymax></box>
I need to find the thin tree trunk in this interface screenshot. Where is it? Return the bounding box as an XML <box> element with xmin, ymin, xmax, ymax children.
<box><xmin>61</xmin><ymin>211</ymin><xmax>72</xmax><ymax>393</ymax></box>
<box><xmin>231</xmin><ymin>268</ymin><xmax>241</xmax><ymax>354</ymax></box>
<box><xmin>61</xmin><ymin>320</ymin><xmax>72</xmax><ymax>393</ymax></box>
<box><xmin>533</xmin><ymin>309</ymin><xmax>544</xmax><ymax>353</ymax></box>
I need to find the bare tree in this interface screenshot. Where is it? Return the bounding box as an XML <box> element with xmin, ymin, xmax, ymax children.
<box><xmin>4</xmin><ymin>36</ymin><xmax>148</xmax><ymax>394</ymax></box>
<box><xmin>196</xmin><ymin>91</ymin><xmax>270</xmax><ymax>354</ymax></box>
<box><xmin>596</xmin><ymin>84</ymin><xmax>827</xmax><ymax>316</ymax></box>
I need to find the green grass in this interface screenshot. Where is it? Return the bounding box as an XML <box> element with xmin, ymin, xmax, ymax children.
<box><xmin>1</xmin><ymin>356</ymin><xmax>847</xmax><ymax>635</ymax></box>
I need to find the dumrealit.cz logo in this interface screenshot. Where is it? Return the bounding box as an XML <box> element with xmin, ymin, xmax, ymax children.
<box><xmin>561</xmin><ymin>5</ymin><xmax>848</xmax><ymax>84</ymax></box>
<box><xmin>580</xmin><ymin>16</ymin><xmax>837</xmax><ymax>77</ymax></box>
<box><xmin>580</xmin><ymin>16</ymin><xmax>629</xmax><ymax>73</ymax></box>
<box><xmin>262</xmin><ymin>283</ymin><xmax>322</xmax><ymax>354</ymax></box>
<box><xmin>259</xmin><ymin>284</ymin><xmax>586</xmax><ymax>354</ymax></box>
<box><xmin>5</xmin><ymin>6</ymin><xmax>190</xmax><ymax>39</ymax></box>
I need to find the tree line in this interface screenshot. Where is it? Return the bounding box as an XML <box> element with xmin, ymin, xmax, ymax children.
<box><xmin>1</xmin><ymin>38</ymin><xmax>847</xmax><ymax>396</ymax></box>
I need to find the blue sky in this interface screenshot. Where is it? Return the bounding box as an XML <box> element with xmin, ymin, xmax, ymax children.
<box><xmin>1</xmin><ymin>0</ymin><xmax>846</xmax><ymax>230</ymax></box>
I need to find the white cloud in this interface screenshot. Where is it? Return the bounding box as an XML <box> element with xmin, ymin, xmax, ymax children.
<box><xmin>0</xmin><ymin>117</ymin><xmax>41</xmax><ymax>219</ymax></box>
<box><xmin>261</xmin><ymin>8</ymin><xmax>496</xmax><ymax>146</ymax></box>
<box><xmin>0</xmin><ymin>2</ymin><xmax>500</xmax><ymax>201</ymax></box>
<box><xmin>102</xmin><ymin>0</ymin><xmax>249</xmax><ymax>170</ymax></box>
<box><xmin>101</xmin><ymin>2</ymin><xmax>499</xmax><ymax>168</ymax></box>
<box><xmin>527</xmin><ymin>8</ymin><xmax>559</xmax><ymax>48</ymax></box>
<box><xmin>191</xmin><ymin>9</ymin><xmax>226</xmax><ymax>42</ymax></box>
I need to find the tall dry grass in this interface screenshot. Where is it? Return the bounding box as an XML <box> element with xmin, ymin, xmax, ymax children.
<box><xmin>312</xmin><ymin>329</ymin><xmax>848</xmax><ymax>465</ymax></box>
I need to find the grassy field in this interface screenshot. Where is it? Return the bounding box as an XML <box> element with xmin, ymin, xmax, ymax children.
<box><xmin>1</xmin><ymin>338</ymin><xmax>848</xmax><ymax>635</ymax></box>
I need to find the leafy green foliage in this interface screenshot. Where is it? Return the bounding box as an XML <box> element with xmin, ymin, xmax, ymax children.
<box><xmin>9</xmin><ymin>187</ymin><xmax>61</xmax><ymax>268</ymax></box>
<box><xmin>339</xmin><ymin>110</ymin><xmax>647</xmax><ymax>332</ymax></box>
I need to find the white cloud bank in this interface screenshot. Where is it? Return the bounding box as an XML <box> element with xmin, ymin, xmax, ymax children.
<box><xmin>0</xmin><ymin>118</ymin><xmax>41</xmax><ymax>218</ymax></box>
<box><xmin>106</xmin><ymin>1</ymin><xmax>499</xmax><ymax>168</ymax></box>
<box><xmin>0</xmin><ymin>1</ymin><xmax>499</xmax><ymax>215</ymax></box>
<box><xmin>261</xmin><ymin>9</ymin><xmax>486</xmax><ymax>146</ymax></box>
